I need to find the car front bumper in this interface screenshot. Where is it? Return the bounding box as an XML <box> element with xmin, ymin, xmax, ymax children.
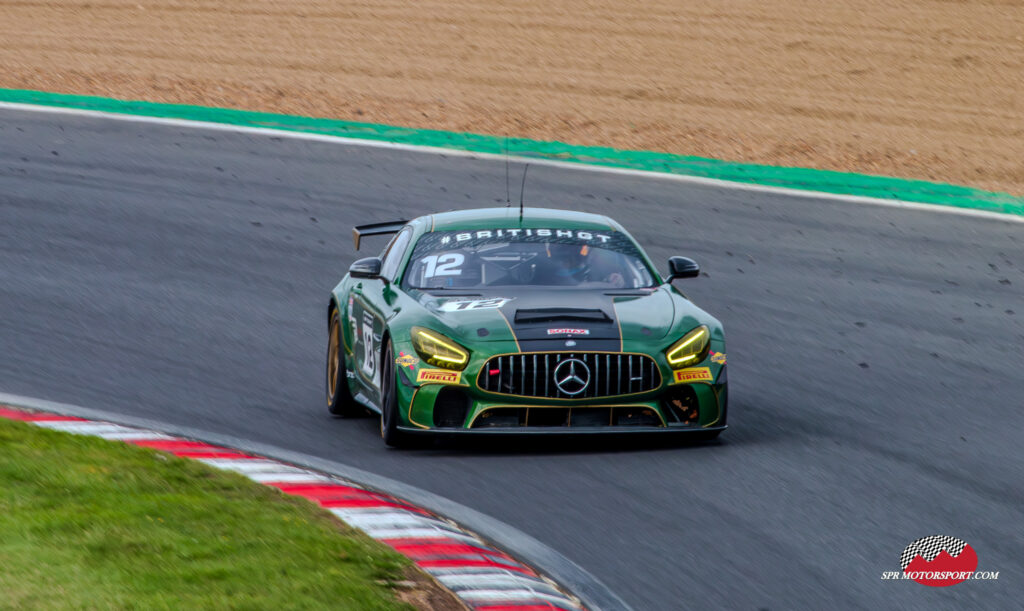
<box><xmin>397</xmin><ymin>364</ymin><xmax>728</xmax><ymax>433</ymax></box>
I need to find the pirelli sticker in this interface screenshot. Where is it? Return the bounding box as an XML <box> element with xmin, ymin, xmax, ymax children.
<box><xmin>416</xmin><ymin>369</ymin><xmax>462</xmax><ymax>384</ymax></box>
<box><xmin>672</xmin><ymin>367</ymin><xmax>713</xmax><ymax>384</ymax></box>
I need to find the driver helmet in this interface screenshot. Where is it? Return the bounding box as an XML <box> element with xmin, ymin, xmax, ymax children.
<box><xmin>546</xmin><ymin>242</ymin><xmax>590</xmax><ymax>279</ymax></box>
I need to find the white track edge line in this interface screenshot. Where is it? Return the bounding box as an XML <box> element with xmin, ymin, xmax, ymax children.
<box><xmin>2</xmin><ymin>100</ymin><xmax>1021</xmax><ymax>224</ymax></box>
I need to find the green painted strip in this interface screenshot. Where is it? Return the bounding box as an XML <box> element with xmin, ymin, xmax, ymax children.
<box><xmin>3</xmin><ymin>87</ymin><xmax>1022</xmax><ymax>216</ymax></box>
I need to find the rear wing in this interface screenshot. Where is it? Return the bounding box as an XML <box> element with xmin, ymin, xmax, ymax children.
<box><xmin>352</xmin><ymin>220</ymin><xmax>409</xmax><ymax>250</ymax></box>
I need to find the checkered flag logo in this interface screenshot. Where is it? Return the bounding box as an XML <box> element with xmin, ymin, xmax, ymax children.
<box><xmin>900</xmin><ymin>535</ymin><xmax>968</xmax><ymax>571</ymax></box>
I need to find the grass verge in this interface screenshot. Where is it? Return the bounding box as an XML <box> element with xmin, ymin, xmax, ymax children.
<box><xmin>0</xmin><ymin>417</ymin><xmax>415</xmax><ymax>610</ymax></box>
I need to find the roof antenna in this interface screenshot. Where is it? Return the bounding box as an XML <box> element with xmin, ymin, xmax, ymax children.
<box><xmin>504</xmin><ymin>136</ymin><xmax>511</xmax><ymax>207</ymax></box>
<box><xmin>518</xmin><ymin>163</ymin><xmax>530</xmax><ymax>220</ymax></box>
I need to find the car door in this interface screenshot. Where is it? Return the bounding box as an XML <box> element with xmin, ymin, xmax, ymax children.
<box><xmin>350</xmin><ymin>227</ymin><xmax>413</xmax><ymax>406</ymax></box>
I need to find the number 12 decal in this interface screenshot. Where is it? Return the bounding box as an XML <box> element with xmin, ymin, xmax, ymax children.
<box><xmin>422</xmin><ymin>253</ymin><xmax>464</xmax><ymax>278</ymax></box>
<box><xmin>361</xmin><ymin>313</ymin><xmax>377</xmax><ymax>386</ymax></box>
<box><xmin>438</xmin><ymin>297</ymin><xmax>511</xmax><ymax>312</ymax></box>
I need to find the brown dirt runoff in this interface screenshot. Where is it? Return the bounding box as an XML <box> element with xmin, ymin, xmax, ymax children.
<box><xmin>1</xmin><ymin>0</ymin><xmax>1022</xmax><ymax>195</ymax></box>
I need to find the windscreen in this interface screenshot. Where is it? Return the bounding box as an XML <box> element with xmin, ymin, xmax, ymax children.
<box><xmin>402</xmin><ymin>228</ymin><xmax>657</xmax><ymax>290</ymax></box>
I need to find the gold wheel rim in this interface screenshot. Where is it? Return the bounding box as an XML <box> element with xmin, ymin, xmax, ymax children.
<box><xmin>327</xmin><ymin>319</ymin><xmax>340</xmax><ymax>405</ymax></box>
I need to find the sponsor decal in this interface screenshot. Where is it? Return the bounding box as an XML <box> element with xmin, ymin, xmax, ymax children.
<box><xmin>347</xmin><ymin>296</ymin><xmax>358</xmax><ymax>339</ymax></box>
<box><xmin>881</xmin><ymin>536</ymin><xmax>998</xmax><ymax>586</ymax></box>
<box><xmin>439</xmin><ymin>229</ymin><xmax>613</xmax><ymax>244</ymax></box>
<box><xmin>416</xmin><ymin>369</ymin><xmax>461</xmax><ymax>384</ymax></box>
<box><xmin>438</xmin><ymin>297</ymin><xmax>510</xmax><ymax>312</ymax></box>
<box><xmin>672</xmin><ymin>367</ymin><xmax>713</xmax><ymax>384</ymax></box>
<box><xmin>546</xmin><ymin>328</ymin><xmax>590</xmax><ymax>336</ymax></box>
<box><xmin>395</xmin><ymin>352</ymin><xmax>419</xmax><ymax>369</ymax></box>
<box><xmin>710</xmin><ymin>351</ymin><xmax>726</xmax><ymax>365</ymax></box>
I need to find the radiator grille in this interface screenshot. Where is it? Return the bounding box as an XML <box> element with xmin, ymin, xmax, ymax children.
<box><xmin>478</xmin><ymin>352</ymin><xmax>661</xmax><ymax>399</ymax></box>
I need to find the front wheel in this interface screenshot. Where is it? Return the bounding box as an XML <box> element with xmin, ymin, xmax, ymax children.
<box><xmin>380</xmin><ymin>340</ymin><xmax>411</xmax><ymax>447</ymax></box>
<box><xmin>326</xmin><ymin>308</ymin><xmax>360</xmax><ymax>417</ymax></box>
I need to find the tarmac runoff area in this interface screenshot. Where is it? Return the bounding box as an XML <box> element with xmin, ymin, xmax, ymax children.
<box><xmin>0</xmin><ymin>403</ymin><xmax>589</xmax><ymax>611</ymax></box>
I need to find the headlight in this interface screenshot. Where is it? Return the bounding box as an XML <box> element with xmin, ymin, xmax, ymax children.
<box><xmin>411</xmin><ymin>326</ymin><xmax>469</xmax><ymax>370</ymax></box>
<box><xmin>665</xmin><ymin>325</ymin><xmax>710</xmax><ymax>368</ymax></box>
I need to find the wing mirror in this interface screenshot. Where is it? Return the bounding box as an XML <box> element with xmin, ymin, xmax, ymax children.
<box><xmin>667</xmin><ymin>256</ymin><xmax>700</xmax><ymax>280</ymax></box>
<box><xmin>349</xmin><ymin>257</ymin><xmax>383</xmax><ymax>279</ymax></box>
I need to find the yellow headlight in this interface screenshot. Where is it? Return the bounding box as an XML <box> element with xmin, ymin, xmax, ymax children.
<box><xmin>666</xmin><ymin>325</ymin><xmax>710</xmax><ymax>368</ymax></box>
<box><xmin>411</xmin><ymin>326</ymin><xmax>469</xmax><ymax>370</ymax></box>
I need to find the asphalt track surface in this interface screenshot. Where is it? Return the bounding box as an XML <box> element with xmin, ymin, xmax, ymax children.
<box><xmin>2</xmin><ymin>108</ymin><xmax>1023</xmax><ymax>609</ymax></box>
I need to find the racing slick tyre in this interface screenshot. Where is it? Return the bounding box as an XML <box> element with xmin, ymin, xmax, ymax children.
<box><xmin>380</xmin><ymin>340</ymin><xmax>412</xmax><ymax>448</ymax></box>
<box><xmin>326</xmin><ymin>308</ymin><xmax>360</xmax><ymax>417</ymax></box>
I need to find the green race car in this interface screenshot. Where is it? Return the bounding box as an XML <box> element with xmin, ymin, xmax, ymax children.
<box><xmin>326</xmin><ymin>207</ymin><xmax>727</xmax><ymax>446</ymax></box>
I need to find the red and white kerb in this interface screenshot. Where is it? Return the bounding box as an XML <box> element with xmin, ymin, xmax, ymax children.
<box><xmin>0</xmin><ymin>406</ymin><xmax>584</xmax><ymax>611</ymax></box>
